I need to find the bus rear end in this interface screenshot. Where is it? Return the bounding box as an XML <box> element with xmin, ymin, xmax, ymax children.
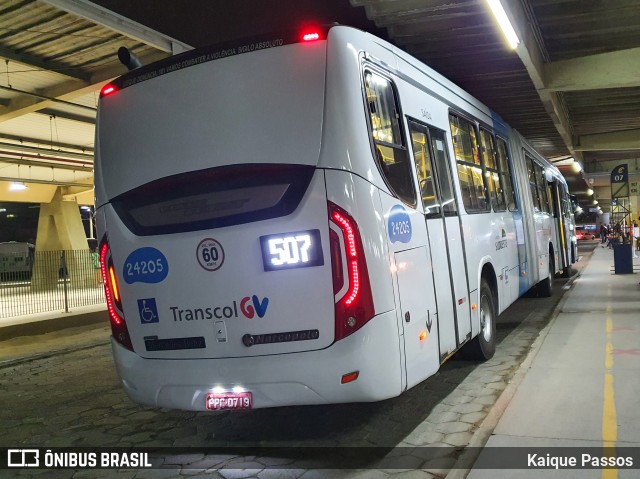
<box><xmin>95</xmin><ymin>29</ymin><xmax>401</xmax><ymax>410</ymax></box>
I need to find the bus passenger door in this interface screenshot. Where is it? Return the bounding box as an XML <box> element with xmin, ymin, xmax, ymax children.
<box><xmin>408</xmin><ymin>119</ymin><xmax>471</xmax><ymax>361</ymax></box>
<box><xmin>550</xmin><ymin>181</ymin><xmax>569</xmax><ymax>274</ymax></box>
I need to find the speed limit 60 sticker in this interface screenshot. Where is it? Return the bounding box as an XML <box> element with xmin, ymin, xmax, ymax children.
<box><xmin>196</xmin><ymin>238</ymin><xmax>225</xmax><ymax>271</ymax></box>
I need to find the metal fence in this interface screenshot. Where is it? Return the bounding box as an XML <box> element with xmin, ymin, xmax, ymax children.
<box><xmin>0</xmin><ymin>249</ymin><xmax>106</xmax><ymax>318</ymax></box>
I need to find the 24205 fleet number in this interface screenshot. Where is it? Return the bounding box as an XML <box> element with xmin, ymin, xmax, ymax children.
<box><xmin>125</xmin><ymin>259</ymin><xmax>164</xmax><ymax>276</ymax></box>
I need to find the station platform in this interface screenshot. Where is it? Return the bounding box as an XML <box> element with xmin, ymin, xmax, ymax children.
<box><xmin>463</xmin><ymin>244</ymin><xmax>640</xmax><ymax>477</ymax></box>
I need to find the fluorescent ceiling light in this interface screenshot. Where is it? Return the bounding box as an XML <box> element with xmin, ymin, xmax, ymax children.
<box><xmin>486</xmin><ymin>0</ymin><xmax>520</xmax><ymax>49</ymax></box>
<box><xmin>9</xmin><ymin>182</ymin><xmax>27</xmax><ymax>191</ymax></box>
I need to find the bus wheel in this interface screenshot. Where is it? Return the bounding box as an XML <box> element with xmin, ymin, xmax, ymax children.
<box><xmin>464</xmin><ymin>279</ymin><xmax>496</xmax><ymax>360</ymax></box>
<box><xmin>538</xmin><ymin>256</ymin><xmax>554</xmax><ymax>297</ymax></box>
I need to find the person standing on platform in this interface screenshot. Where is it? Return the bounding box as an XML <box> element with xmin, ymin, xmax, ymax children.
<box><xmin>600</xmin><ymin>224</ymin><xmax>607</xmax><ymax>246</ymax></box>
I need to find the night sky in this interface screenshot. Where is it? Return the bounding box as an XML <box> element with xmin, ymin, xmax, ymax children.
<box><xmin>0</xmin><ymin>203</ymin><xmax>39</xmax><ymax>243</ymax></box>
<box><xmin>0</xmin><ymin>203</ymin><xmax>94</xmax><ymax>243</ymax></box>
<box><xmin>92</xmin><ymin>0</ymin><xmax>389</xmax><ymax>47</ymax></box>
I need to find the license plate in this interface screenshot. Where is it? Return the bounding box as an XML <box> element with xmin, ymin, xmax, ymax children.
<box><xmin>205</xmin><ymin>391</ymin><xmax>252</xmax><ymax>411</ymax></box>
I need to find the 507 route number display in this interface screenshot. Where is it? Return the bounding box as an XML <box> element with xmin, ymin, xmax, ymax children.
<box><xmin>259</xmin><ymin>229</ymin><xmax>323</xmax><ymax>271</ymax></box>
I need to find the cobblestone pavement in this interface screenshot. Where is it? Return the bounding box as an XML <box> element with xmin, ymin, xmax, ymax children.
<box><xmin>0</xmin><ymin>244</ymin><xmax>597</xmax><ymax>479</ymax></box>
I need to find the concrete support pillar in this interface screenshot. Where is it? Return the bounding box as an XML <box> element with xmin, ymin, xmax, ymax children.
<box><xmin>31</xmin><ymin>188</ymin><xmax>93</xmax><ymax>291</ymax></box>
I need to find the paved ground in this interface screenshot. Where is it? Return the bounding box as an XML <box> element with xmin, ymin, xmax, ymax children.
<box><xmin>0</xmin><ymin>243</ymin><xmax>598</xmax><ymax>479</ymax></box>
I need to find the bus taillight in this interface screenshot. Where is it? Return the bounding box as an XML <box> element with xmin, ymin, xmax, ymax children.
<box><xmin>302</xmin><ymin>32</ymin><xmax>320</xmax><ymax>42</ymax></box>
<box><xmin>100</xmin><ymin>84</ymin><xmax>117</xmax><ymax>97</ymax></box>
<box><xmin>328</xmin><ymin>202</ymin><xmax>375</xmax><ymax>341</ymax></box>
<box><xmin>99</xmin><ymin>239</ymin><xmax>133</xmax><ymax>351</ymax></box>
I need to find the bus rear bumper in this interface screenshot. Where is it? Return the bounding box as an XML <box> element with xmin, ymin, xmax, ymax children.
<box><xmin>111</xmin><ymin>310</ymin><xmax>402</xmax><ymax>410</ymax></box>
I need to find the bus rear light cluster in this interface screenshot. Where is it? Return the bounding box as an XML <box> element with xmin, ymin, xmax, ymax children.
<box><xmin>99</xmin><ymin>239</ymin><xmax>133</xmax><ymax>351</ymax></box>
<box><xmin>328</xmin><ymin>202</ymin><xmax>374</xmax><ymax>341</ymax></box>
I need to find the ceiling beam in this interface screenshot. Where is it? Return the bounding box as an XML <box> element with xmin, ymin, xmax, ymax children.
<box><xmin>0</xmin><ymin>45</ymin><xmax>89</xmax><ymax>82</ymax></box>
<box><xmin>38</xmin><ymin>109</ymin><xmax>96</xmax><ymax>125</ymax></box>
<box><xmin>575</xmin><ymin>128</ymin><xmax>640</xmax><ymax>151</ymax></box>
<box><xmin>40</xmin><ymin>0</ymin><xmax>192</xmax><ymax>54</ymax></box>
<box><xmin>0</xmin><ymin>134</ymin><xmax>93</xmax><ymax>154</ymax></box>
<box><xmin>504</xmin><ymin>0</ymin><xmax>584</xmax><ymax>163</ymax></box>
<box><xmin>0</xmin><ymin>140</ymin><xmax>93</xmax><ymax>163</ymax></box>
<box><xmin>0</xmin><ymin>49</ymin><xmax>167</xmax><ymax>123</ymax></box>
<box><xmin>0</xmin><ymin>156</ymin><xmax>92</xmax><ymax>172</ymax></box>
<box><xmin>544</xmin><ymin>47</ymin><xmax>640</xmax><ymax>92</ymax></box>
<box><xmin>359</xmin><ymin>0</ymin><xmax>478</xmax><ymax>27</ymax></box>
<box><xmin>0</xmin><ymin>84</ymin><xmax>97</xmax><ymax>114</ymax></box>
<box><xmin>0</xmin><ymin>176</ymin><xmax>92</xmax><ymax>188</ymax></box>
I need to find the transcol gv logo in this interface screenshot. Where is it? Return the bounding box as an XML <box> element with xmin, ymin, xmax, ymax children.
<box><xmin>240</xmin><ymin>295</ymin><xmax>269</xmax><ymax>318</ymax></box>
<box><xmin>170</xmin><ymin>294</ymin><xmax>270</xmax><ymax>321</ymax></box>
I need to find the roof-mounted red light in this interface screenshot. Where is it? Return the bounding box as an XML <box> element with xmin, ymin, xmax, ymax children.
<box><xmin>100</xmin><ymin>84</ymin><xmax>117</xmax><ymax>97</ymax></box>
<box><xmin>303</xmin><ymin>32</ymin><xmax>320</xmax><ymax>42</ymax></box>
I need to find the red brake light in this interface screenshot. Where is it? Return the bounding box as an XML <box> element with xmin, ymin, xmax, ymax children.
<box><xmin>100</xmin><ymin>84</ymin><xmax>117</xmax><ymax>97</ymax></box>
<box><xmin>100</xmin><ymin>240</ymin><xmax>133</xmax><ymax>351</ymax></box>
<box><xmin>329</xmin><ymin>202</ymin><xmax>375</xmax><ymax>341</ymax></box>
<box><xmin>303</xmin><ymin>32</ymin><xmax>320</xmax><ymax>42</ymax></box>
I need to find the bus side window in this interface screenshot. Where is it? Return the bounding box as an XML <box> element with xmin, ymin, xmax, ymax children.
<box><xmin>496</xmin><ymin>138</ymin><xmax>517</xmax><ymax>211</ymax></box>
<box><xmin>407</xmin><ymin>120</ymin><xmax>440</xmax><ymax>217</ymax></box>
<box><xmin>449</xmin><ymin>114</ymin><xmax>489</xmax><ymax>213</ymax></box>
<box><xmin>535</xmin><ymin>162</ymin><xmax>551</xmax><ymax>213</ymax></box>
<box><xmin>479</xmin><ymin>129</ymin><xmax>505</xmax><ymax>212</ymax></box>
<box><xmin>526</xmin><ymin>155</ymin><xmax>540</xmax><ymax>212</ymax></box>
<box><xmin>364</xmin><ymin>71</ymin><xmax>416</xmax><ymax>206</ymax></box>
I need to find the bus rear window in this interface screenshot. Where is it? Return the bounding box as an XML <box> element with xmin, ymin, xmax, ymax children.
<box><xmin>110</xmin><ymin>164</ymin><xmax>315</xmax><ymax>236</ymax></box>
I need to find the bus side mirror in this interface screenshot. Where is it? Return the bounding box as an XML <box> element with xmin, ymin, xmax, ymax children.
<box><xmin>118</xmin><ymin>47</ymin><xmax>143</xmax><ymax>71</ymax></box>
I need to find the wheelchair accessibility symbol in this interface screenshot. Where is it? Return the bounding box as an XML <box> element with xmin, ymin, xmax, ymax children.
<box><xmin>137</xmin><ymin>298</ymin><xmax>159</xmax><ymax>324</ymax></box>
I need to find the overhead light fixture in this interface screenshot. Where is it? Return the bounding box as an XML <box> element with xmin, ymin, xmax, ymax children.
<box><xmin>593</xmin><ymin>200</ymin><xmax>598</xmax><ymax>205</ymax></box>
<box><xmin>9</xmin><ymin>182</ymin><xmax>27</xmax><ymax>191</ymax></box>
<box><xmin>586</xmin><ymin>188</ymin><xmax>594</xmax><ymax>196</ymax></box>
<box><xmin>486</xmin><ymin>0</ymin><xmax>520</xmax><ymax>49</ymax></box>
<box><xmin>572</xmin><ymin>161</ymin><xmax>582</xmax><ymax>173</ymax></box>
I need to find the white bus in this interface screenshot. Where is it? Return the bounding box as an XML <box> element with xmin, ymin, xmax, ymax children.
<box><xmin>0</xmin><ymin>241</ymin><xmax>34</xmax><ymax>279</ymax></box>
<box><xmin>95</xmin><ymin>25</ymin><xmax>574</xmax><ymax>411</ymax></box>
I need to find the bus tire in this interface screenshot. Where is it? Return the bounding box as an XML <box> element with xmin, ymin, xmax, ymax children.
<box><xmin>538</xmin><ymin>255</ymin><xmax>554</xmax><ymax>297</ymax></box>
<box><xmin>464</xmin><ymin>279</ymin><xmax>496</xmax><ymax>360</ymax></box>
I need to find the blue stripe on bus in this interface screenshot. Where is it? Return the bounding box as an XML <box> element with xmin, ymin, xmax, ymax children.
<box><xmin>490</xmin><ymin>110</ymin><xmax>510</xmax><ymax>137</ymax></box>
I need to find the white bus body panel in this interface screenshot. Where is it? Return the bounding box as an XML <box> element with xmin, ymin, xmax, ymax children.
<box><xmin>95</xmin><ymin>41</ymin><xmax>327</xmax><ymax>204</ymax></box>
<box><xmin>102</xmin><ymin>170</ymin><xmax>337</xmax><ymax>358</ymax></box>
<box><xmin>111</xmin><ymin>310</ymin><xmax>402</xmax><ymax>410</ymax></box>
<box><xmin>323</xmin><ymin>170</ymin><xmax>396</xmax><ymax>317</ymax></box>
